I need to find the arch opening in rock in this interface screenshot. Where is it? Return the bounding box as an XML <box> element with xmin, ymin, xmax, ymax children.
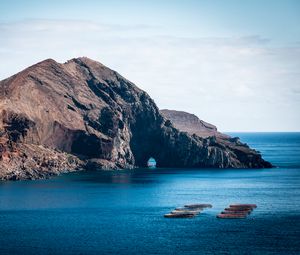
<box><xmin>147</xmin><ymin>157</ymin><xmax>156</xmax><ymax>168</ymax></box>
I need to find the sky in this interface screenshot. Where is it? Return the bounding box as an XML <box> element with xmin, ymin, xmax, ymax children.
<box><xmin>0</xmin><ymin>0</ymin><xmax>299</xmax><ymax>131</ymax></box>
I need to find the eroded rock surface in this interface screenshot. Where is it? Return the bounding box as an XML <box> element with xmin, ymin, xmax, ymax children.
<box><xmin>0</xmin><ymin>57</ymin><xmax>272</xmax><ymax>180</ymax></box>
<box><xmin>160</xmin><ymin>109</ymin><xmax>273</xmax><ymax>168</ymax></box>
<box><xmin>160</xmin><ymin>109</ymin><xmax>225</xmax><ymax>138</ymax></box>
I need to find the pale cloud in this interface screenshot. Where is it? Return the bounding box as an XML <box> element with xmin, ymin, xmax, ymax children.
<box><xmin>0</xmin><ymin>19</ymin><xmax>299</xmax><ymax>131</ymax></box>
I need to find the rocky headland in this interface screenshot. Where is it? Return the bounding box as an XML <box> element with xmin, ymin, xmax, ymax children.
<box><xmin>0</xmin><ymin>57</ymin><xmax>272</xmax><ymax>180</ymax></box>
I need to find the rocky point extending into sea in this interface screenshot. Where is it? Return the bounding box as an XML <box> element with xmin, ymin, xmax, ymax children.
<box><xmin>0</xmin><ymin>57</ymin><xmax>272</xmax><ymax>180</ymax></box>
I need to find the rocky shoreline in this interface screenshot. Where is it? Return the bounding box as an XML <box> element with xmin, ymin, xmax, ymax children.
<box><xmin>0</xmin><ymin>57</ymin><xmax>272</xmax><ymax>180</ymax></box>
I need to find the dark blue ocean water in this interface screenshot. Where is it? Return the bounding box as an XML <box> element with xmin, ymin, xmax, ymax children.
<box><xmin>0</xmin><ymin>133</ymin><xmax>300</xmax><ymax>255</ymax></box>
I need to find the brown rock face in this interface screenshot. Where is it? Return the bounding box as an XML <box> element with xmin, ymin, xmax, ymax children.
<box><xmin>160</xmin><ymin>109</ymin><xmax>225</xmax><ymax>138</ymax></box>
<box><xmin>160</xmin><ymin>109</ymin><xmax>273</xmax><ymax>168</ymax></box>
<box><xmin>0</xmin><ymin>57</ymin><xmax>272</xmax><ymax>180</ymax></box>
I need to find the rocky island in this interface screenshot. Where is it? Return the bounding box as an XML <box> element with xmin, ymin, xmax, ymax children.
<box><xmin>0</xmin><ymin>57</ymin><xmax>272</xmax><ymax>180</ymax></box>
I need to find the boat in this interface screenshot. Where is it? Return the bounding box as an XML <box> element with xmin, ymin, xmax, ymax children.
<box><xmin>217</xmin><ymin>214</ymin><xmax>247</xmax><ymax>219</ymax></box>
<box><xmin>164</xmin><ymin>203</ymin><xmax>212</xmax><ymax>218</ymax></box>
<box><xmin>184</xmin><ymin>203</ymin><xmax>212</xmax><ymax>209</ymax></box>
<box><xmin>164</xmin><ymin>213</ymin><xmax>195</xmax><ymax>218</ymax></box>
<box><xmin>174</xmin><ymin>207</ymin><xmax>202</xmax><ymax>212</ymax></box>
<box><xmin>171</xmin><ymin>209</ymin><xmax>200</xmax><ymax>215</ymax></box>
<box><xmin>217</xmin><ymin>203</ymin><xmax>257</xmax><ymax>219</ymax></box>
<box><xmin>229</xmin><ymin>204</ymin><xmax>257</xmax><ymax>208</ymax></box>
<box><xmin>221</xmin><ymin>211</ymin><xmax>250</xmax><ymax>215</ymax></box>
<box><xmin>224</xmin><ymin>207</ymin><xmax>252</xmax><ymax>212</ymax></box>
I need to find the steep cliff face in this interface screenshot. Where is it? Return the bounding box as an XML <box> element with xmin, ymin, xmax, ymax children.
<box><xmin>0</xmin><ymin>57</ymin><xmax>272</xmax><ymax>180</ymax></box>
<box><xmin>160</xmin><ymin>109</ymin><xmax>270</xmax><ymax>167</ymax></box>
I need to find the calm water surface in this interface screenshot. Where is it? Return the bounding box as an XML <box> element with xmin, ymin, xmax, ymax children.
<box><xmin>0</xmin><ymin>133</ymin><xmax>300</xmax><ymax>254</ymax></box>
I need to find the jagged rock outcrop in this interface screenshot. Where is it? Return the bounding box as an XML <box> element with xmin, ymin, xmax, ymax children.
<box><xmin>160</xmin><ymin>109</ymin><xmax>227</xmax><ymax>138</ymax></box>
<box><xmin>0</xmin><ymin>57</ymin><xmax>272</xmax><ymax>180</ymax></box>
<box><xmin>160</xmin><ymin>109</ymin><xmax>270</xmax><ymax>168</ymax></box>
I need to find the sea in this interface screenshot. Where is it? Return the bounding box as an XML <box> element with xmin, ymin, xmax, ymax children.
<box><xmin>0</xmin><ymin>132</ymin><xmax>300</xmax><ymax>255</ymax></box>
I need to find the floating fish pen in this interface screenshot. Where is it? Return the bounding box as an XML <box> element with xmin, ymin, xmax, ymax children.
<box><xmin>164</xmin><ymin>203</ymin><xmax>212</xmax><ymax>218</ymax></box>
<box><xmin>217</xmin><ymin>204</ymin><xmax>257</xmax><ymax>219</ymax></box>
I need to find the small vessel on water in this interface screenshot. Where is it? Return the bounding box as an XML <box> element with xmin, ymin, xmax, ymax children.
<box><xmin>217</xmin><ymin>204</ymin><xmax>257</xmax><ymax>219</ymax></box>
<box><xmin>171</xmin><ymin>209</ymin><xmax>200</xmax><ymax>214</ymax></box>
<box><xmin>217</xmin><ymin>214</ymin><xmax>247</xmax><ymax>219</ymax></box>
<box><xmin>164</xmin><ymin>203</ymin><xmax>212</xmax><ymax>218</ymax></box>
<box><xmin>224</xmin><ymin>207</ymin><xmax>252</xmax><ymax>212</ymax></box>
<box><xmin>184</xmin><ymin>204</ymin><xmax>212</xmax><ymax>209</ymax></box>
<box><xmin>230</xmin><ymin>204</ymin><xmax>257</xmax><ymax>208</ymax></box>
<box><xmin>164</xmin><ymin>213</ymin><xmax>195</xmax><ymax>218</ymax></box>
<box><xmin>221</xmin><ymin>210</ymin><xmax>250</xmax><ymax>215</ymax></box>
